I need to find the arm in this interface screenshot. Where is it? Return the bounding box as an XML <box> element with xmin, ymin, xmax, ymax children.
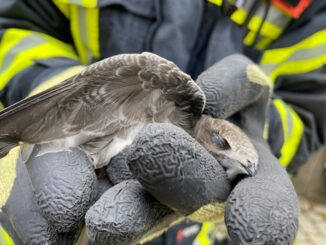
<box><xmin>0</xmin><ymin>1</ymin><xmax>88</xmax><ymax>243</ymax></box>
<box><xmin>259</xmin><ymin>9</ymin><xmax>326</xmax><ymax>172</ymax></box>
<box><xmin>0</xmin><ymin>0</ymin><xmax>87</xmax><ymax>107</ymax></box>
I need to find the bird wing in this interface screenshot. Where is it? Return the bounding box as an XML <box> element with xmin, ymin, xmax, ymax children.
<box><xmin>0</xmin><ymin>52</ymin><xmax>205</xmax><ymax>158</ymax></box>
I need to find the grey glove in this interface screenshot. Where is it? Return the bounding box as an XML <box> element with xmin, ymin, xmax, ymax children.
<box><xmin>0</xmin><ymin>54</ymin><xmax>298</xmax><ymax>245</ymax></box>
<box><xmin>0</xmin><ymin>147</ymin><xmax>96</xmax><ymax>244</ymax></box>
<box><xmin>200</xmin><ymin>54</ymin><xmax>299</xmax><ymax>244</ymax></box>
<box><xmin>86</xmin><ymin>54</ymin><xmax>298</xmax><ymax>244</ymax></box>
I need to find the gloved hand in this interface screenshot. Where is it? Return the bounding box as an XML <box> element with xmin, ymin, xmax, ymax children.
<box><xmin>197</xmin><ymin>55</ymin><xmax>299</xmax><ymax>244</ymax></box>
<box><xmin>0</xmin><ymin>147</ymin><xmax>97</xmax><ymax>244</ymax></box>
<box><xmin>0</xmin><ymin>54</ymin><xmax>298</xmax><ymax>245</ymax></box>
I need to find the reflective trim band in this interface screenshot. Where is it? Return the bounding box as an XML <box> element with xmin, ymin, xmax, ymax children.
<box><xmin>261</xmin><ymin>30</ymin><xmax>326</xmax><ymax>81</ymax></box>
<box><xmin>0</xmin><ymin>28</ymin><xmax>78</xmax><ymax>90</ymax></box>
<box><xmin>244</xmin><ymin>5</ymin><xmax>286</xmax><ymax>47</ymax></box>
<box><xmin>54</xmin><ymin>0</ymin><xmax>97</xmax><ymax>8</ymax></box>
<box><xmin>52</xmin><ymin>0</ymin><xmax>70</xmax><ymax>18</ymax></box>
<box><xmin>273</xmin><ymin>99</ymin><xmax>304</xmax><ymax>167</ymax></box>
<box><xmin>231</xmin><ymin>8</ymin><xmax>247</xmax><ymax>24</ymax></box>
<box><xmin>29</xmin><ymin>65</ymin><xmax>85</xmax><ymax>96</ymax></box>
<box><xmin>261</xmin><ymin>30</ymin><xmax>326</xmax><ymax>64</ymax></box>
<box><xmin>208</xmin><ymin>0</ymin><xmax>222</xmax><ymax>6</ymax></box>
<box><xmin>52</xmin><ymin>0</ymin><xmax>100</xmax><ymax>63</ymax></box>
<box><xmin>244</xmin><ymin>31</ymin><xmax>257</xmax><ymax>46</ymax></box>
<box><xmin>247</xmin><ymin>15</ymin><xmax>282</xmax><ymax>39</ymax></box>
<box><xmin>0</xmin><ymin>226</ymin><xmax>14</xmax><ymax>245</ymax></box>
<box><xmin>0</xmin><ymin>147</ymin><xmax>19</xmax><ymax>209</ymax></box>
<box><xmin>70</xmin><ymin>4</ymin><xmax>100</xmax><ymax>64</ymax></box>
<box><xmin>255</xmin><ymin>36</ymin><xmax>273</xmax><ymax>50</ymax></box>
<box><xmin>0</xmin><ymin>36</ymin><xmax>45</xmax><ymax>74</ymax></box>
<box><xmin>194</xmin><ymin>223</ymin><xmax>214</xmax><ymax>245</ymax></box>
<box><xmin>230</xmin><ymin>0</ymin><xmax>255</xmax><ymax>24</ymax></box>
<box><xmin>231</xmin><ymin>1</ymin><xmax>291</xmax><ymax>49</ymax></box>
<box><xmin>71</xmin><ymin>5</ymin><xmax>88</xmax><ymax>64</ymax></box>
<box><xmin>86</xmin><ymin>7</ymin><xmax>100</xmax><ymax>59</ymax></box>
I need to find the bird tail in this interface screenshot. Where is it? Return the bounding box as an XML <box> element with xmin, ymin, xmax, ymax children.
<box><xmin>0</xmin><ymin>136</ymin><xmax>18</xmax><ymax>158</ymax></box>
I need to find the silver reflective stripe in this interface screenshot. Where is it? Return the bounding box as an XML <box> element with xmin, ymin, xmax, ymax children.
<box><xmin>231</xmin><ymin>0</ymin><xmax>291</xmax><ymax>30</ymax></box>
<box><xmin>268</xmin><ymin>5</ymin><xmax>292</xmax><ymax>29</ymax></box>
<box><xmin>262</xmin><ymin>44</ymin><xmax>326</xmax><ymax>75</ymax></box>
<box><xmin>261</xmin><ymin>63</ymin><xmax>275</xmax><ymax>75</ymax></box>
<box><xmin>234</xmin><ymin>0</ymin><xmax>292</xmax><ymax>49</ymax></box>
<box><xmin>0</xmin><ymin>35</ymin><xmax>45</xmax><ymax>74</ymax></box>
<box><xmin>68</xmin><ymin>0</ymin><xmax>83</xmax><ymax>4</ymax></box>
<box><xmin>77</xmin><ymin>6</ymin><xmax>93</xmax><ymax>63</ymax></box>
<box><xmin>285</xmin><ymin>44</ymin><xmax>326</xmax><ymax>62</ymax></box>
<box><xmin>252</xmin><ymin>1</ymin><xmax>265</xmax><ymax>19</ymax></box>
<box><xmin>255</xmin><ymin>3</ymin><xmax>291</xmax><ymax>29</ymax></box>
<box><xmin>286</xmin><ymin>107</ymin><xmax>293</xmax><ymax>139</ymax></box>
<box><xmin>241</xmin><ymin>0</ymin><xmax>255</xmax><ymax>11</ymax></box>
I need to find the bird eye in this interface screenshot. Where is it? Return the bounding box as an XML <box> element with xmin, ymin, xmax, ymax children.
<box><xmin>212</xmin><ymin>133</ymin><xmax>231</xmax><ymax>150</ymax></box>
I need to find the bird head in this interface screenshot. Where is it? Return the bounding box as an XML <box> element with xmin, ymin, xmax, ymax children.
<box><xmin>194</xmin><ymin>115</ymin><xmax>258</xmax><ymax>181</ymax></box>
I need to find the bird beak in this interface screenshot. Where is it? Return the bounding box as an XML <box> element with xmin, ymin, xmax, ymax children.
<box><xmin>243</xmin><ymin>164</ymin><xmax>257</xmax><ymax>177</ymax></box>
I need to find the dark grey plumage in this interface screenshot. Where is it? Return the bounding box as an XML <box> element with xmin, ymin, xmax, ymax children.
<box><xmin>0</xmin><ymin>52</ymin><xmax>257</xmax><ymax>179</ymax></box>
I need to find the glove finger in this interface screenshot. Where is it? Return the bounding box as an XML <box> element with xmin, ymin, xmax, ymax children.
<box><xmin>86</xmin><ymin>180</ymin><xmax>179</xmax><ymax>245</ymax></box>
<box><xmin>56</xmin><ymin>229</ymin><xmax>84</xmax><ymax>245</ymax></box>
<box><xmin>128</xmin><ymin>123</ymin><xmax>231</xmax><ymax>220</ymax></box>
<box><xmin>25</xmin><ymin>145</ymin><xmax>97</xmax><ymax>232</ymax></box>
<box><xmin>225</xmin><ymin>139</ymin><xmax>298</xmax><ymax>244</ymax></box>
<box><xmin>95</xmin><ymin>178</ymin><xmax>114</xmax><ymax>199</ymax></box>
<box><xmin>197</xmin><ymin>54</ymin><xmax>271</xmax><ymax>138</ymax></box>
<box><xmin>106</xmin><ymin>152</ymin><xmax>134</xmax><ymax>185</ymax></box>
<box><xmin>1</xmin><ymin>151</ymin><xmax>59</xmax><ymax>244</ymax></box>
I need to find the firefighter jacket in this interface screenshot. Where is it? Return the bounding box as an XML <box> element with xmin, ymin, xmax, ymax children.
<box><xmin>0</xmin><ymin>0</ymin><xmax>325</xmax><ymax>244</ymax></box>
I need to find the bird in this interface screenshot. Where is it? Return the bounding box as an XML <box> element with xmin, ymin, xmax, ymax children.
<box><xmin>0</xmin><ymin>52</ymin><xmax>258</xmax><ymax>180</ymax></box>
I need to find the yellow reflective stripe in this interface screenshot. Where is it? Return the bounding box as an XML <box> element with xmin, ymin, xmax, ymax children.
<box><xmin>244</xmin><ymin>31</ymin><xmax>256</xmax><ymax>46</ymax></box>
<box><xmin>53</xmin><ymin>0</ymin><xmax>100</xmax><ymax>63</ymax></box>
<box><xmin>261</xmin><ymin>30</ymin><xmax>326</xmax><ymax>65</ymax></box>
<box><xmin>208</xmin><ymin>0</ymin><xmax>222</xmax><ymax>6</ymax></box>
<box><xmin>269</xmin><ymin>53</ymin><xmax>326</xmax><ymax>82</ymax></box>
<box><xmin>70</xmin><ymin>4</ymin><xmax>100</xmax><ymax>64</ymax></box>
<box><xmin>255</xmin><ymin>36</ymin><xmax>273</xmax><ymax>50</ymax></box>
<box><xmin>82</xmin><ymin>0</ymin><xmax>97</xmax><ymax>8</ymax></box>
<box><xmin>0</xmin><ymin>102</ymin><xmax>4</xmax><ymax>110</ymax></box>
<box><xmin>231</xmin><ymin>2</ymin><xmax>290</xmax><ymax>48</ymax></box>
<box><xmin>0</xmin><ymin>226</ymin><xmax>14</xmax><ymax>245</ymax></box>
<box><xmin>273</xmin><ymin>99</ymin><xmax>304</xmax><ymax>167</ymax></box>
<box><xmin>53</xmin><ymin>0</ymin><xmax>97</xmax><ymax>8</ymax></box>
<box><xmin>194</xmin><ymin>223</ymin><xmax>214</xmax><ymax>245</ymax></box>
<box><xmin>208</xmin><ymin>0</ymin><xmax>248</xmax><ymax>23</ymax></box>
<box><xmin>0</xmin><ymin>30</ymin><xmax>31</xmax><ymax>76</ymax></box>
<box><xmin>0</xmin><ymin>147</ymin><xmax>19</xmax><ymax>209</ymax></box>
<box><xmin>247</xmin><ymin>15</ymin><xmax>282</xmax><ymax>39</ymax></box>
<box><xmin>29</xmin><ymin>65</ymin><xmax>85</xmax><ymax>96</ymax></box>
<box><xmin>230</xmin><ymin>8</ymin><xmax>247</xmax><ymax>24</ymax></box>
<box><xmin>52</xmin><ymin>0</ymin><xmax>70</xmax><ymax>18</ymax></box>
<box><xmin>0</xmin><ymin>29</ymin><xmax>78</xmax><ymax>90</ymax></box>
<box><xmin>261</xmin><ymin>30</ymin><xmax>326</xmax><ymax>81</ymax></box>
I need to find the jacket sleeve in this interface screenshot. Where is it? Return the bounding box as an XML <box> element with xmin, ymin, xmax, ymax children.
<box><xmin>0</xmin><ymin>0</ymin><xmax>85</xmax><ymax>106</ymax></box>
<box><xmin>260</xmin><ymin>6</ymin><xmax>326</xmax><ymax>172</ymax></box>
